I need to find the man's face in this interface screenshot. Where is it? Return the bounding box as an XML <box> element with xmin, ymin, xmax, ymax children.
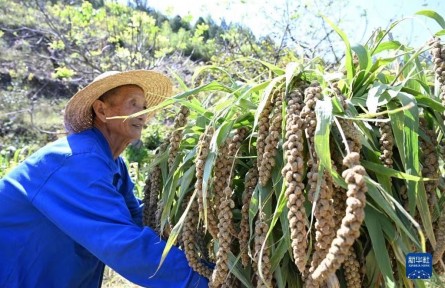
<box><xmin>101</xmin><ymin>85</ymin><xmax>148</xmax><ymax>143</ymax></box>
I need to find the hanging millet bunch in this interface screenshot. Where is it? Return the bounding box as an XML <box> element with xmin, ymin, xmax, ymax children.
<box><xmin>253</xmin><ymin>211</ymin><xmax>273</xmax><ymax>288</ymax></box>
<box><xmin>338</xmin><ymin>117</ymin><xmax>361</xmax><ymax>157</ymax></box>
<box><xmin>300</xmin><ymin>83</ymin><xmax>337</xmax><ymax>278</ymax></box>
<box><xmin>300</xmin><ymin>83</ymin><xmax>322</xmax><ymax>164</ymax></box>
<box><xmin>239</xmin><ymin>164</ymin><xmax>259</xmax><ymax>267</ymax></box>
<box><xmin>429</xmin><ymin>37</ymin><xmax>445</xmax><ymax>272</ymax></box>
<box><xmin>182</xmin><ymin>195</ymin><xmax>213</xmax><ymax>279</ymax></box>
<box><xmin>195</xmin><ymin>127</ymin><xmax>214</xmax><ymax>217</ymax></box>
<box><xmin>211</xmin><ymin>128</ymin><xmax>248</xmax><ymax>287</ymax></box>
<box><xmin>281</xmin><ymin>86</ymin><xmax>308</xmax><ymax>274</ymax></box>
<box><xmin>143</xmin><ymin>142</ymin><xmax>168</xmax><ymax>228</ymax></box>
<box><xmin>221</xmin><ymin>274</ymin><xmax>241</xmax><ymax>288</ymax></box>
<box><xmin>377</xmin><ymin>118</ymin><xmax>394</xmax><ymax>168</ymax></box>
<box><xmin>146</xmin><ymin>165</ymin><xmax>162</xmax><ymax>228</ymax></box>
<box><xmin>343</xmin><ymin>247</ymin><xmax>362</xmax><ymax>288</ymax></box>
<box><xmin>259</xmin><ymin>90</ymin><xmax>283</xmax><ymax>186</ymax></box>
<box><xmin>257</xmin><ymin>91</ymin><xmax>275</xmax><ymax>183</ymax></box>
<box><xmin>227</xmin><ymin>127</ymin><xmax>249</xmax><ymax>186</ymax></box>
<box><xmin>168</xmin><ymin>105</ymin><xmax>190</xmax><ymax>170</ymax></box>
<box><xmin>331</xmin><ymin>90</ymin><xmax>362</xmax><ymax>227</ymax></box>
<box><xmin>307</xmin><ymin>152</ymin><xmax>367</xmax><ymax>287</ymax></box>
<box><xmin>429</xmin><ymin>37</ymin><xmax>445</xmax><ymax>103</ymax></box>
<box><xmin>154</xmin><ymin>199</ymin><xmax>164</xmax><ymax>236</ymax></box>
<box><xmin>307</xmin><ymin>169</ymin><xmax>336</xmax><ymax>277</ymax></box>
<box><xmin>142</xmin><ymin>177</ymin><xmax>152</xmax><ymax>227</ymax></box>
<box><xmin>433</xmin><ymin>203</ymin><xmax>445</xmax><ymax>267</ymax></box>
<box><xmin>210</xmin><ymin>187</ymin><xmax>236</xmax><ymax>288</ymax></box>
<box><xmin>331</xmin><ymin>89</ymin><xmax>366</xmax><ymax>287</ymax></box>
<box><xmin>419</xmin><ymin>118</ymin><xmax>439</xmax><ymax>212</ymax></box>
<box><xmin>225</xmin><ymin>127</ymin><xmax>249</xmax><ymax>237</ymax></box>
<box><xmin>334</xmin><ymin>87</ymin><xmax>362</xmax><ymax>155</ymax></box>
<box><xmin>208</xmin><ymin>139</ymin><xmax>232</xmax><ymax>239</ymax></box>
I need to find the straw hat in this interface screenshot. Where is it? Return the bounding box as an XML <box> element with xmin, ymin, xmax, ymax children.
<box><xmin>64</xmin><ymin>70</ymin><xmax>172</xmax><ymax>134</ymax></box>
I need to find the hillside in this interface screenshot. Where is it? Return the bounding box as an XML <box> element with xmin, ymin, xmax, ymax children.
<box><xmin>0</xmin><ymin>0</ymin><xmax>281</xmax><ymax>148</ymax></box>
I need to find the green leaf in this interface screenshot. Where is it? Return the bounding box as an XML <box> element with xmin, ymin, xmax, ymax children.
<box><xmin>268</xmin><ymin>183</ymin><xmax>288</xmax><ymax>272</ymax></box>
<box><xmin>159</xmin><ymin>163</ymin><xmax>180</xmax><ymax>230</ymax></box>
<box><xmin>238</xmin><ymin>82</ymin><xmax>269</xmax><ymax>104</ymax></box>
<box><xmin>323</xmin><ymin>16</ymin><xmax>354</xmax><ymax>81</ymax></box>
<box><xmin>119</xmin><ymin>81</ymin><xmax>234</xmax><ymax>120</ymax></box>
<box><xmin>366</xmin><ymin>178</ymin><xmax>420</xmax><ymax>246</ymax></box>
<box><xmin>413</xmin><ymin>56</ymin><xmax>427</xmax><ymax>85</ymax></box>
<box><xmin>253</xmin><ymin>76</ymin><xmax>285</xmax><ymax>130</ymax></box>
<box><xmin>191</xmin><ymin>65</ymin><xmax>236</xmax><ymax>86</ymax></box>
<box><xmin>394</xmin><ymin>91</ymin><xmax>434</xmax><ymax>245</ymax></box>
<box><xmin>314</xmin><ymin>99</ymin><xmax>333</xmax><ymax>173</ymax></box>
<box><xmin>237</xmin><ymin>97</ymin><xmax>258</xmax><ymax>110</ymax></box>
<box><xmin>366</xmin><ymin>82</ymin><xmax>392</xmax><ymax>114</ymax></box>
<box><xmin>271</xmin><ymin>233</ymin><xmax>290</xmax><ymax>273</ymax></box>
<box><xmin>212</xmin><ymin>121</ymin><xmax>233</xmax><ymax>148</ymax></box>
<box><xmin>178</xmin><ymin>97</ymin><xmax>207</xmax><ymax>117</ymax></box>
<box><xmin>369</xmin><ymin>19</ymin><xmax>406</xmax><ymax>56</ymax></box>
<box><xmin>168</xmin><ymin>68</ymin><xmax>189</xmax><ymax>91</ymax></box>
<box><xmin>249</xmin><ymin>185</ymin><xmax>260</xmax><ymax>230</ymax></box>
<box><xmin>233</xmin><ymin>57</ymin><xmax>285</xmax><ymax>76</ymax></box>
<box><xmin>169</xmin><ymin>164</ymin><xmax>195</xmax><ymax>220</ymax></box>
<box><xmin>352</xmin><ymin>44</ymin><xmax>371</xmax><ymax>71</ymax></box>
<box><xmin>372</xmin><ymin>41</ymin><xmax>407</xmax><ymax>55</ymax></box>
<box><xmin>201</xmin><ymin>151</ymin><xmax>216</xmax><ymax>226</ymax></box>
<box><xmin>228</xmin><ymin>253</ymin><xmax>254</xmax><ymax>288</ymax></box>
<box><xmin>273</xmin><ymin>258</ymin><xmax>286</xmax><ymax>288</ymax></box>
<box><xmin>369</xmin><ymin>57</ymin><xmax>399</xmax><ymax>75</ymax></box>
<box><xmin>415</xmin><ymin>10</ymin><xmax>445</xmax><ymax>29</ymax></box>
<box><xmin>401</xmin><ymin>86</ymin><xmax>439</xmax><ymax>107</ymax></box>
<box><xmin>350</xmin><ymin>45</ymin><xmax>373</xmax><ymax>94</ymax></box>
<box><xmin>285</xmin><ymin>62</ymin><xmax>302</xmax><ymax>94</ymax></box>
<box><xmin>390</xmin><ymin>46</ymin><xmax>429</xmax><ymax>87</ymax></box>
<box><xmin>177</xmin><ymin>164</ymin><xmax>196</xmax><ymax>200</ymax></box>
<box><xmin>158</xmin><ymin>190</ymin><xmax>197</xmax><ymax>271</ymax></box>
<box><xmin>365</xmin><ymin>206</ymin><xmax>396</xmax><ymax>288</ymax></box>
<box><xmin>402</xmin><ymin>83</ymin><xmax>432</xmax><ymax>100</ymax></box>
<box><xmin>362</xmin><ymin>160</ymin><xmax>432</xmax><ymax>181</ymax></box>
<box><xmin>387</xmin><ymin>101</ymin><xmax>405</xmax><ymax>161</ymax></box>
<box><xmin>362</xmin><ymin>145</ymin><xmax>393</xmax><ymax>195</ymax></box>
<box><xmin>270</xmin><ymin>184</ymin><xmax>286</xmax><ymax>230</ymax></box>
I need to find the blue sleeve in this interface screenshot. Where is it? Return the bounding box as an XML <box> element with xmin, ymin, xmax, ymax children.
<box><xmin>31</xmin><ymin>153</ymin><xmax>208</xmax><ymax>288</ymax></box>
<box><xmin>116</xmin><ymin>158</ymin><xmax>143</xmax><ymax>227</ymax></box>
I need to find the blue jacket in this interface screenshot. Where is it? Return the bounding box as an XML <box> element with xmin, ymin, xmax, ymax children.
<box><xmin>0</xmin><ymin>128</ymin><xmax>208</xmax><ymax>288</ymax></box>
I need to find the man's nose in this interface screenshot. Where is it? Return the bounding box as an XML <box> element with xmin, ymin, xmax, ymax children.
<box><xmin>138</xmin><ymin>112</ymin><xmax>148</xmax><ymax>122</ymax></box>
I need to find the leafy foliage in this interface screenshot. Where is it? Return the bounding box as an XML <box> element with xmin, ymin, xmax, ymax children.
<box><xmin>138</xmin><ymin>12</ymin><xmax>445</xmax><ymax>288</ymax></box>
<box><xmin>2</xmin><ymin>1</ymin><xmax>445</xmax><ymax>287</ymax></box>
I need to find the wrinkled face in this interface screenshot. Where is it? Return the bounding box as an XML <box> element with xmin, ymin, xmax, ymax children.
<box><xmin>99</xmin><ymin>85</ymin><xmax>148</xmax><ymax>142</ymax></box>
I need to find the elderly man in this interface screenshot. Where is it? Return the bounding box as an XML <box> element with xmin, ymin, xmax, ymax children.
<box><xmin>0</xmin><ymin>70</ymin><xmax>209</xmax><ymax>287</ymax></box>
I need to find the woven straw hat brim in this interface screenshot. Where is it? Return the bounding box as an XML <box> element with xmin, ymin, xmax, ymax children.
<box><xmin>64</xmin><ymin>70</ymin><xmax>172</xmax><ymax>134</ymax></box>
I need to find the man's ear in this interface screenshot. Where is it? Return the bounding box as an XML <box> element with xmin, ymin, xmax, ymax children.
<box><xmin>92</xmin><ymin>100</ymin><xmax>107</xmax><ymax>123</ymax></box>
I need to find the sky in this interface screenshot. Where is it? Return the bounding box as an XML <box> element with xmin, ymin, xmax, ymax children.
<box><xmin>144</xmin><ymin>0</ymin><xmax>445</xmax><ymax>48</ymax></box>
